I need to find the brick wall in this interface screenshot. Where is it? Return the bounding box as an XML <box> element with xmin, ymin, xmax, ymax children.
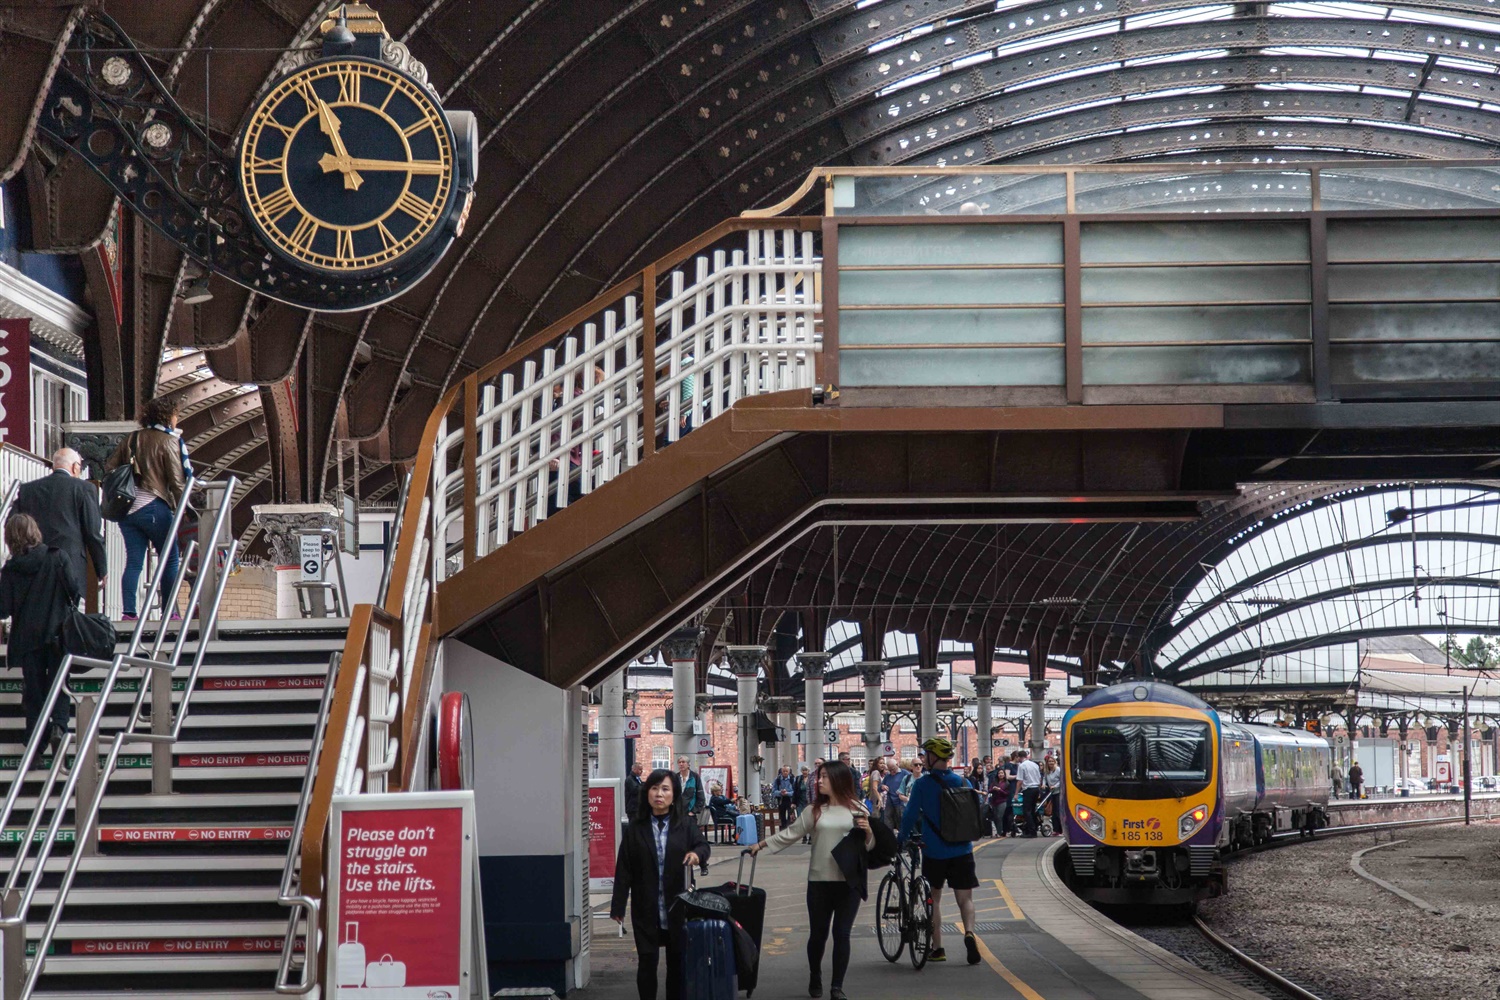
<box><xmin>172</xmin><ymin>561</ymin><xmax>278</xmax><ymax>621</ymax></box>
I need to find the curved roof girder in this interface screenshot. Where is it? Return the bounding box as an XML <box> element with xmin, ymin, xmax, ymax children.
<box><xmin>1163</xmin><ymin>529</ymin><xmax>1500</xmax><ymax>641</ymax></box>
<box><xmin>1165</xmin><ymin>576</ymin><xmax>1500</xmax><ymax>674</ymax></box>
<box><xmin>1175</xmin><ymin>621</ymin><xmax>1500</xmax><ymax>680</ymax></box>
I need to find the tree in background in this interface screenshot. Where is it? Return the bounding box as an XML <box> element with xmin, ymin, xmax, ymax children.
<box><xmin>1441</xmin><ymin>635</ymin><xmax>1500</xmax><ymax>670</ymax></box>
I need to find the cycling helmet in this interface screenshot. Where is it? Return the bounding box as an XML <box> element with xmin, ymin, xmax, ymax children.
<box><xmin>920</xmin><ymin>736</ymin><xmax>955</xmax><ymax>760</ymax></box>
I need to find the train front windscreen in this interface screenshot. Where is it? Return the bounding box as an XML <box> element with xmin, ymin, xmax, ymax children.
<box><xmin>1070</xmin><ymin>718</ymin><xmax>1212</xmax><ymax>800</ymax></box>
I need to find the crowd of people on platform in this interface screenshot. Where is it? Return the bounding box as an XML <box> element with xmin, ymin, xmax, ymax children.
<box><xmin>0</xmin><ymin>393</ymin><xmax>196</xmax><ymax>763</ymax></box>
<box><xmin>611</xmin><ymin>736</ymin><xmax>1067</xmax><ymax>1000</ymax></box>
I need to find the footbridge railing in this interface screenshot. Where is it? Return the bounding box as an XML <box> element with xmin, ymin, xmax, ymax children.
<box><xmin>280</xmin><ymin>217</ymin><xmax>823</xmax><ymax>991</ymax></box>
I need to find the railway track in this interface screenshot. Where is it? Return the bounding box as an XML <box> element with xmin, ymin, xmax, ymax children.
<box><xmin>1117</xmin><ymin>809</ymin><xmax>1500</xmax><ymax>1000</ymax></box>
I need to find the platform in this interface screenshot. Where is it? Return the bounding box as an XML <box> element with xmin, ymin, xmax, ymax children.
<box><xmin>581</xmin><ymin>836</ymin><xmax>1263</xmax><ymax>1000</ymax></box>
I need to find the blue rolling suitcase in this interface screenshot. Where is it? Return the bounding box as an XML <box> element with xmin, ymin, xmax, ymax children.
<box><xmin>675</xmin><ymin>863</ymin><xmax>737</xmax><ymax>1000</ymax></box>
<box><xmin>735</xmin><ymin>812</ymin><xmax>759</xmax><ymax>846</ymax></box>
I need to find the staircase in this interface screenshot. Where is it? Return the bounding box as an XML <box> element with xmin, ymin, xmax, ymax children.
<box><xmin>0</xmin><ymin>618</ymin><xmax>344</xmax><ymax>998</ymax></box>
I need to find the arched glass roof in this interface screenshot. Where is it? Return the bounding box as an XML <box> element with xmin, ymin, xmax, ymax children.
<box><xmin>1156</xmin><ymin>482</ymin><xmax>1500</xmax><ymax>677</ymax></box>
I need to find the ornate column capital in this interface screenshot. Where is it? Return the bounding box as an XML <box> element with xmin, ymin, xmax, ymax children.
<box><xmin>855</xmin><ymin>660</ymin><xmax>887</xmax><ymax>687</ymax></box>
<box><xmin>251</xmin><ymin>503</ymin><xmax>339</xmax><ymax>565</ymax></box>
<box><xmin>659</xmin><ymin>627</ymin><xmax>704</xmax><ymax>664</ymax></box>
<box><xmin>971</xmin><ymin>676</ymin><xmax>997</xmax><ymax>699</ymax></box>
<box><xmin>798</xmin><ymin>652</ymin><xmax>830</xmax><ymax>682</ymax></box>
<box><xmin>1024</xmin><ymin>679</ymin><xmax>1050</xmax><ymax>698</ymax></box>
<box><xmin>694</xmin><ymin>694</ymin><xmax>713</xmax><ymax>716</ymax></box>
<box><xmin>913</xmin><ymin>668</ymin><xmax>943</xmax><ymax>693</ymax></box>
<box><xmin>63</xmin><ymin>420</ymin><xmax>137</xmax><ymax>479</ymax></box>
<box><xmin>725</xmin><ymin>645</ymin><xmax>767</xmax><ymax>678</ymax></box>
<box><xmin>764</xmin><ymin>696</ymin><xmax>794</xmax><ymax>714</ymax></box>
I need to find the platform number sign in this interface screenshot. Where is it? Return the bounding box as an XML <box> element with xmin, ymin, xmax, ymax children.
<box><xmin>300</xmin><ymin>533</ymin><xmax>323</xmax><ymax>581</ymax></box>
<box><xmin>622</xmin><ymin>716</ymin><xmax>642</xmax><ymax>740</ymax></box>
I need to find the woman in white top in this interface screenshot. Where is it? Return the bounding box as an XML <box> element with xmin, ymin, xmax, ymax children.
<box><xmin>749</xmin><ymin>761</ymin><xmax>873</xmax><ymax>1000</ymax></box>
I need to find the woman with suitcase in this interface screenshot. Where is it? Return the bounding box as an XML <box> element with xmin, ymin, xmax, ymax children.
<box><xmin>748</xmin><ymin>762</ymin><xmax>874</xmax><ymax>1000</ymax></box>
<box><xmin>611</xmin><ymin>769</ymin><xmax>711</xmax><ymax>999</ymax></box>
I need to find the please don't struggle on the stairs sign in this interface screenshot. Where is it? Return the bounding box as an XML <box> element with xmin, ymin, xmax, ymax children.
<box><xmin>327</xmin><ymin>791</ymin><xmax>477</xmax><ymax>999</ymax></box>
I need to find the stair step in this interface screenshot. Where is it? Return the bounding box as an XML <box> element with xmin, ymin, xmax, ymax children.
<box><xmin>37</xmin><ymin>952</ymin><xmax>282</xmax><ymax>972</ymax></box>
<box><xmin>29</xmin><ymin>884</ymin><xmax>276</xmax><ymax>905</ymax></box>
<box><xmin>50</xmin><ymin>917</ymin><xmax>289</xmax><ymax>938</ymax></box>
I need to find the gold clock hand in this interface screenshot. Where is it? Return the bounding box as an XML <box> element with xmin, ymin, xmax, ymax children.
<box><xmin>316</xmin><ymin>100</ymin><xmax>364</xmax><ymax>191</ymax></box>
<box><xmin>320</xmin><ymin>156</ymin><xmax>447</xmax><ymax>175</ymax></box>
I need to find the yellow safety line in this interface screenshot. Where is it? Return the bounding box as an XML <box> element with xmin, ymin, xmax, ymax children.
<box><xmin>990</xmin><ymin>878</ymin><xmax>1025</xmax><ymax>921</ymax></box>
<box><xmin>974</xmin><ymin>932</ymin><xmax>1047</xmax><ymax>1000</ymax></box>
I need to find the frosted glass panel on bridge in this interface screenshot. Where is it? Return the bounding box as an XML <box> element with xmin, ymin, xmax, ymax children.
<box><xmin>1329</xmin><ymin>263</ymin><xmax>1500</xmax><ymax>302</ymax></box>
<box><xmin>1082</xmin><ymin>304</ymin><xmax>1308</xmax><ymax>345</ymax></box>
<box><xmin>1318</xmin><ymin>166</ymin><xmax>1500</xmax><ymax>212</ymax></box>
<box><xmin>1081</xmin><ymin>266</ymin><xmax>1310</xmax><ymax>304</ymax></box>
<box><xmin>1331</xmin><ymin>331</ymin><xmax>1500</xmax><ymax>383</ymax></box>
<box><xmin>1073</xmin><ymin>171</ymin><xmax>1313</xmax><ymax>214</ymax></box>
<box><xmin>1327</xmin><ymin>218</ymin><xmax>1500</xmax><ymax>261</ymax></box>
<box><xmin>840</xmin><ymin>174</ymin><xmax>1068</xmax><ymax>216</ymax></box>
<box><xmin>841</xmin><ymin>268</ymin><xmax>1063</xmax><ymax>306</ymax></box>
<box><xmin>840</xmin><ymin>347</ymin><xmax>1064</xmax><ymax>387</ymax></box>
<box><xmin>841</xmin><ymin>307</ymin><xmax>1063</xmax><ymax>346</ymax></box>
<box><xmin>839</xmin><ymin>224</ymin><xmax>1062</xmax><ymax>266</ymax></box>
<box><xmin>1084</xmin><ymin>340</ymin><xmax>1309</xmax><ymax>385</ymax></box>
<box><xmin>1080</xmin><ymin>221</ymin><xmax>1309</xmax><ymax>264</ymax></box>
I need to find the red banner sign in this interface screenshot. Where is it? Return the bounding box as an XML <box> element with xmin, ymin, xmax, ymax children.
<box><xmin>331</xmin><ymin>800</ymin><xmax>468</xmax><ymax>997</ymax></box>
<box><xmin>99</xmin><ymin>826</ymin><xmax>292</xmax><ymax>842</ymax></box>
<box><xmin>200</xmin><ymin>676</ymin><xmax>325</xmax><ymax>690</ymax></box>
<box><xmin>177</xmin><ymin>753</ymin><xmax>309</xmax><ymax>768</ymax></box>
<box><xmin>73</xmin><ymin>937</ymin><xmax>304</xmax><ymax>955</ymax></box>
<box><xmin>0</xmin><ymin>319</ymin><xmax>30</xmax><ymax>452</ymax></box>
<box><xmin>588</xmin><ymin>782</ymin><xmax>618</xmax><ymax>888</ymax></box>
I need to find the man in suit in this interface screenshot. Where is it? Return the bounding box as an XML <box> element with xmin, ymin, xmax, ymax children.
<box><xmin>624</xmin><ymin>761</ymin><xmax>645</xmax><ymax>817</ymax></box>
<box><xmin>15</xmin><ymin>449</ymin><xmax>107</xmax><ymax>590</ymax></box>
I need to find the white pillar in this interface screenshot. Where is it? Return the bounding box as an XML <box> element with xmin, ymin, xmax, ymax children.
<box><xmin>915</xmin><ymin>668</ymin><xmax>943</xmax><ymax>742</ymax></box>
<box><xmin>800</xmin><ymin>653</ymin><xmax>829</xmax><ymax>768</ymax></box>
<box><xmin>727</xmin><ymin>646</ymin><xmax>766</xmax><ymax>806</ymax></box>
<box><xmin>597</xmin><ymin>668</ymin><xmax>627</xmax><ymax>781</ymax></box>
<box><xmin>973</xmin><ymin>676</ymin><xmax>995</xmax><ymax>762</ymax></box>
<box><xmin>857</xmin><ymin>661</ymin><xmax>887</xmax><ymax>758</ymax></box>
<box><xmin>662</xmin><ymin>628</ymin><xmax>703</xmax><ymax>761</ymax></box>
<box><xmin>1026</xmin><ymin>679</ymin><xmax>1049</xmax><ymax>756</ymax></box>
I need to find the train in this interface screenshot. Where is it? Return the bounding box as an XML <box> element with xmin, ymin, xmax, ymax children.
<box><xmin>1059</xmin><ymin>681</ymin><xmax>1331</xmax><ymax>906</ymax></box>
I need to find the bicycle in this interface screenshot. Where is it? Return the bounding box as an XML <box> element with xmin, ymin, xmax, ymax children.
<box><xmin>875</xmin><ymin>834</ymin><xmax>934</xmax><ymax>969</ymax></box>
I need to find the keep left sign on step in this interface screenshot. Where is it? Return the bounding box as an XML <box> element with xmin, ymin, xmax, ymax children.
<box><xmin>327</xmin><ymin>791</ymin><xmax>475</xmax><ymax>999</ymax></box>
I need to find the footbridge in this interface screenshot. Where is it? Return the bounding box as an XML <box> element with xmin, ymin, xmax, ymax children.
<box><xmin>276</xmin><ymin>157</ymin><xmax>1500</xmax><ymax>995</ymax></box>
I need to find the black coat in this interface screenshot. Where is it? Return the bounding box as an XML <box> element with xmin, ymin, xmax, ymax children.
<box><xmin>15</xmin><ymin>471</ymin><xmax>107</xmax><ymax>585</ymax></box>
<box><xmin>610</xmin><ymin>814</ymin><xmax>711</xmax><ymax>948</ymax></box>
<box><xmin>793</xmin><ymin>774</ymin><xmax>811</xmax><ymax>807</ymax></box>
<box><xmin>0</xmin><ymin>547</ymin><xmax>82</xmax><ymax>656</ymax></box>
<box><xmin>624</xmin><ymin>773</ymin><xmax>644</xmax><ymax>817</ymax></box>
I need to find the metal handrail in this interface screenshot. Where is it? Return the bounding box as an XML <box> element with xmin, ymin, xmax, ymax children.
<box><xmin>376</xmin><ymin>470</ymin><xmax>411</xmax><ymax>603</ymax></box>
<box><xmin>0</xmin><ymin>476</ymin><xmax>239</xmax><ymax>998</ymax></box>
<box><xmin>275</xmin><ymin>651</ymin><xmax>342</xmax><ymax>994</ymax></box>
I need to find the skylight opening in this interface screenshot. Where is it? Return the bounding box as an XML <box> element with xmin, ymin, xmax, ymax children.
<box><xmin>877</xmin><ymin>66</ymin><xmax>944</xmax><ymax>96</ymax></box>
<box><xmin>1124</xmin><ymin>84</ymin><xmax>1228</xmax><ymax>100</ymax></box>
<box><xmin>953</xmin><ymin>50</ymin><xmax>995</xmax><ymax>70</ymax></box>
<box><xmin>1418</xmin><ymin>91</ymin><xmax>1483</xmax><ymax>108</ymax></box>
<box><xmin>1268</xmin><ymin>1</ymin><xmax>1393</xmax><ymax>20</ymax></box>
<box><xmin>869</xmin><ymin>22</ymin><xmax>937</xmax><ymax>55</ymax></box>
<box><xmin>1385</xmin><ymin>6</ymin><xmax>1500</xmax><ymax>35</ymax></box>
<box><xmin>1435</xmin><ymin>54</ymin><xmax>1497</xmax><ymax>73</ymax></box>
<box><xmin>1005</xmin><ymin>60</ymin><xmax>1123</xmax><ymax>92</ymax></box>
<box><xmin>1371</xmin><ymin>49</ymin><xmax>1432</xmax><ymax>64</ymax></box>
<box><xmin>1010</xmin><ymin>94</ymin><xmax>1124</xmax><ymax>124</ymax></box>
<box><xmin>992</xmin><ymin>19</ymin><xmax>1118</xmax><ymax>59</ymax></box>
<box><xmin>1255</xmin><ymin>82</ymin><xmax>1365</xmax><ymax>92</ymax></box>
<box><xmin>1124</xmin><ymin>5</ymin><xmax>1236</xmax><ymax>29</ymax></box>
<box><xmin>1125</xmin><ymin>48</ymin><xmax>1231</xmax><ymax>67</ymax></box>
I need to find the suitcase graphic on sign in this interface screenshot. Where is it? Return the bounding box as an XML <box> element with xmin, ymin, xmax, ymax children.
<box><xmin>365</xmin><ymin>954</ymin><xmax>407</xmax><ymax>987</ymax></box>
<box><xmin>336</xmin><ymin>921</ymin><xmax>365</xmax><ymax>987</ymax></box>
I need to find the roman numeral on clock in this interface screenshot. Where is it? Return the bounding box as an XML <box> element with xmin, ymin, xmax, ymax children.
<box><xmin>259</xmin><ymin>187</ymin><xmax>297</xmax><ymax>224</ymax></box>
<box><xmin>394</xmin><ymin>190</ymin><xmax>435</xmax><ymax>221</ymax></box>
<box><xmin>337</xmin><ymin>68</ymin><xmax>361</xmax><ymax>104</ymax></box>
<box><xmin>336</xmin><ymin>229</ymin><xmax>356</xmax><ymax>261</ymax></box>
<box><xmin>289</xmin><ymin>214</ymin><xmax>319</xmax><ymax>252</ymax></box>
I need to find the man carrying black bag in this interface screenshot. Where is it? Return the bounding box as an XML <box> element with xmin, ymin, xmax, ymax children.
<box><xmin>0</xmin><ymin>515</ymin><xmax>82</xmax><ymax>762</ymax></box>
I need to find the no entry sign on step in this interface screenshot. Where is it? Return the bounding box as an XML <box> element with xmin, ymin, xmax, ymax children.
<box><xmin>327</xmin><ymin>791</ymin><xmax>475</xmax><ymax>998</ymax></box>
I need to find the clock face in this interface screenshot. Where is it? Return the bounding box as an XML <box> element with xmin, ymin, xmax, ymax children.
<box><xmin>239</xmin><ymin>58</ymin><xmax>455</xmax><ymax>274</ymax></box>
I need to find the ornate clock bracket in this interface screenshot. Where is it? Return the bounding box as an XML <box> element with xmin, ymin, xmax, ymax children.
<box><xmin>35</xmin><ymin>7</ymin><xmax>476</xmax><ymax>313</ymax></box>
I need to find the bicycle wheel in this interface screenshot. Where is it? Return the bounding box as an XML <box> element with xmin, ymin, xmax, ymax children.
<box><xmin>907</xmin><ymin>876</ymin><xmax>934</xmax><ymax>971</ymax></box>
<box><xmin>874</xmin><ymin>871</ymin><xmax>905</xmax><ymax>963</ymax></box>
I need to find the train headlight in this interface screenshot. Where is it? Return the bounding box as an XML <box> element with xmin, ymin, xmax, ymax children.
<box><xmin>1075</xmin><ymin>804</ymin><xmax>1106</xmax><ymax>839</ymax></box>
<box><xmin>1178</xmin><ymin>804</ymin><xmax>1209</xmax><ymax>839</ymax></box>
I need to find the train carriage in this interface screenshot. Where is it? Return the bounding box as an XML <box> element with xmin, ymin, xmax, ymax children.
<box><xmin>1061</xmin><ymin>681</ymin><xmax>1331</xmax><ymax>907</ymax></box>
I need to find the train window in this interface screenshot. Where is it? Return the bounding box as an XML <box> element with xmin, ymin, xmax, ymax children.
<box><xmin>1070</xmin><ymin>718</ymin><xmax>1211</xmax><ymax>800</ymax></box>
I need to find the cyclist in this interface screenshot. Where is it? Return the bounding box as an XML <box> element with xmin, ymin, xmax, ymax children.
<box><xmin>896</xmin><ymin>736</ymin><xmax>982</xmax><ymax>965</ymax></box>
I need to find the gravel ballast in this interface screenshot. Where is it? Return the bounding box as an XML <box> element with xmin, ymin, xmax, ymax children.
<box><xmin>1198</xmin><ymin>823</ymin><xmax>1500</xmax><ymax>1000</ymax></box>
